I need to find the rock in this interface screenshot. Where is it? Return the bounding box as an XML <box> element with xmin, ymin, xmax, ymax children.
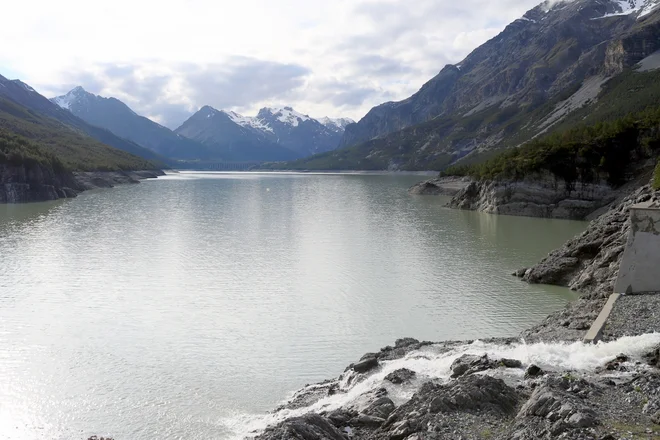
<box><xmin>448</xmin><ymin>180</ymin><xmax>615</xmax><ymax>220</ymax></box>
<box><xmin>604</xmin><ymin>354</ymin><xmax>629</xmax><ymax>371</ymax></box>
<box><xmin>426</xmin><ymin>375</ymin><xmax>519</xmax><ymax>415</ymax></box>
<box><xmin>644</xmin><ymin>345</ymin><xmax>660</xmax><ymax>368</ymax></box>
<box><xmin>385</xmin><ymin>368</ymin><xmax>417</xmax><ymax>385</ymax></box>
<box><xmin>326</xmin><ymin>409</ymin><xmax>354</xmax><ymax>426</ymax></box>
<box><xmin>363</xmin><ymin>397</ymin><xmax>396</xmax><ymax>419</ymax></box>
<box><xmin>394</xmin><ymin>338</ymin><xmax>420</xmax><ymax>348</ymax></box>
<box><xmin>352</xmin><ymin>414</ymin><xmax>386</xmax><ymax>427</ymax></box>
<box><xmin>255</xmin><ymin>414</ymin><xmax>347</xmax><ymax>440</ymax></box>
<box><xmin>652</xmin><ymin>411</ymin><xmax>660</xmax><ymax>425</ymax></box>
<box><xmin>525</xmin><ymin>364</ymin><xmax>544</xmax><ymax>378</ymax></box>
<box><xmin>388</xmin><ymin>420</ymin><xmax>414</xmax><ymax>440</ymax></box>
<box><xmin>513</xmin><ymin>268</ymin><xmax>528</xmax><ymax>277</ymax></box>
<box><xmin>408</xmin><ymin>177</ymin><xmax>469</xmax><ymax>196</ymax></box>
<box><xmin>450</xmin><ymin>354</ymin><xmax>493</xmax><ymax>378</ymax></box>
<box><xmin>353</xmin><ymin>356</ymin><xmax>379</xmax><ymax>373</ymax></box>
<box><xmin>567</xmin><ymin>411</ymin><xmax>596</xmax><ymax>428</ymax></box>
<box><xmin>500</xmin><ymin>358</ymin><xmax>523</xmax><ymax>368</ymax></box>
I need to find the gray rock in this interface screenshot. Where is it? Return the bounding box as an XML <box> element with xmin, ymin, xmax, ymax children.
<box><xmin>450</xmin><ymin>354</ymin><xmax>493</xmax><ymax>378</ymax></box>
<box><xmin>384</xmin><ymin>368</ymin><xmax>416</xmax><ymax>385</ymax></box>
<box><xmin>525</xmin><ymin>364</ymin><xmax>544</xmax><ymax>378</ymax></box>
<box><xmin>255</xmin><ymin>413</ymin><xmax>347</xmax><ymax>440</ymax></box>
<box><xmin>353</xmin><ymin>356</ymin><xmax>379</xmax><ymax>374</ymax></box>
<box><xmin>363</xmin><ymin>397</ymin><xmax>396</xmax><ymax>419</ymax></box>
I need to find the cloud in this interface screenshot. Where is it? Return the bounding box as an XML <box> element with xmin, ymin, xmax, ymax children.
<box><xmin>55</xmin><ymin>59</ymin><xmax>311</xmax><ymax>128</ymax></box>
<box><xmin>2</xmin><ymin>0</ymin><xmax>548</xmax><ymax>125</ymax></box>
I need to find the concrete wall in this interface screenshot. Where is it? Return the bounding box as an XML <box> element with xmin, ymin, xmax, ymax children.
<box><xmin>614</xmin><ymin>202</ymin><xmax>660</xmax><ymax>294</ymax></box>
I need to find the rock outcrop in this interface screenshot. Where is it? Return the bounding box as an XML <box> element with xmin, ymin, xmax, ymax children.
<box><xmin>408</xmin><ymin>177</ymin><xmax>470</xmax><ymax>196</ymax></box>
<box><xmin>447</xmin><ymin>179</ymin><xmax>616</xmax><ymax>220</ymax></box>
<box><xmin>0</xmin><ymin>165</ymin><xmax>163</xmax><ymax>204</ymax></box>
<box><xmin>0</xmin><ymin>163</ymin><xmax>83</xmax><ymax>203</ymax></box>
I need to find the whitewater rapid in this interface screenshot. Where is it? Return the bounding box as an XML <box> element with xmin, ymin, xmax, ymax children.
<box><xmin>218</xmin><ymin>333</ymin><xmax>660</xmax><ymax>439</ymax></box>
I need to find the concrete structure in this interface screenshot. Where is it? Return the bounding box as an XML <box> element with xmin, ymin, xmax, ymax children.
<box><xmin>584</xmin><ymin>202</ymin><xmax>660</xmax><ymax>343</ymax></box>
<box><xmin>583</xmin><ymin>293</ymin><xmax>621</xmax><ymax>344</ymax></box>
<box><xmin>614</xmin><ymin>202</ymin><xmax>660</xmax><ymax>294</ymax></box>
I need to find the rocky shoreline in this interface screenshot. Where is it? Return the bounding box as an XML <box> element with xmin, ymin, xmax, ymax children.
<box><xmin>249</xmin><ymin>179</ymin><xmax>660</xmax><ymax>440</ymax></box>
<box><xmin>446</xmin><ymin>179</ymin><xmax>617</xmax><ymax>220</ymax></box>
<box><xmin>0</xmin><ymin>166</ymin><xmax>164</xmax><ymax>203</ymax></box>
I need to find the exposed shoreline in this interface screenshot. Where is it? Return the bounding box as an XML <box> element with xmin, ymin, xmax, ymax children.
<box><xmin>251</xmin><ymin>179</ymin><xmax>660</xmax><ymax>440</ymax></box>
<box><xmin>0</xmin><ymin>166</ymin><xmax>164</xmax><ymax>204</ymax></box>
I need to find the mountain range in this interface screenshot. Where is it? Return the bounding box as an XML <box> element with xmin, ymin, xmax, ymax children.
<box><xmin>3</xmin><ymin>0</ymin><xmax>660</xmax><ymax>173</ymax></box>
<box><xmin>51</xmin><ymin>87</ymin><xmax>353</xmax><ymax>163</ymax></box>
<box><xmin>278</xmin><ymin>0</ymin><xmax>660</xmax><ymax>170</ymax></box>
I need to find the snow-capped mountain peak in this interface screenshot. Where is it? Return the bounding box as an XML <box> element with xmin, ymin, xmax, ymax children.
<box><xmin>220</xmin><ymin>109</ymin><xmax>274</xmax><ymax>133</ymax></box>
<box><xmin>261</xmin><ymin>106</ymin><xmax>311</xmax><ymax>127</ymax></box>
<box><xmin>52</xmin><ymin>86</ymin><xmax>90</xmax><ymax>110</ymax></box>
<box><xmin>319</xmin><ymin>117</ymin><xmax>355</xmax><ymax>130</ymax></box>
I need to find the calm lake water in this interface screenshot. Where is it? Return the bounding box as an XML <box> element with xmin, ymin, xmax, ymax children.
<box><xmin>0</xmin><ymin>172</ymin><xmax>587</xmax><ymax>439</ymax></box>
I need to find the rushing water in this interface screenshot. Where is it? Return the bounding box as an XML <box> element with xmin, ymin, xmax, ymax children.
<box><xmin>0</xmin><ymin>172</ymin><xmax>589</xmax><ymax>439</ymax></box>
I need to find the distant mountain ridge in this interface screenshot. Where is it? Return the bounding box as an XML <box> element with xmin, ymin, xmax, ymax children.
<box><xmin>51</xmin><ymin>87</ymin><xmax>353</xmax><ymax>163</ymax></box>
<box><xmin>174</xmin><ymin>105</ymin><xmax>354</xmax><ymax>160</ymax></box>
<box><xmin>51</xmin><ymin>87</ymin><xmax>211</xmax><ymax>160</ymax></box>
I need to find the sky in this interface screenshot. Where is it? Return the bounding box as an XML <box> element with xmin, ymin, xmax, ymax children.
<box><xmin>0</xmin><ymin>0</ymin><xmax>547</xmax><ymax>128</ymax></box>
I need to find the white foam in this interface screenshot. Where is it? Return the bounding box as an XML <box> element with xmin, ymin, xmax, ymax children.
<box><xmin>219</xmin><ymin>333</ymin><xmax>660</xmax><ymax>439</ymax></box>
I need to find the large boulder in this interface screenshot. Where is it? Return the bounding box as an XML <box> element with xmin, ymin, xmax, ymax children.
<box><xmin>255</xmin><ymin>414</ymin><xmax>347</xmax><ymax>440</ymax></box>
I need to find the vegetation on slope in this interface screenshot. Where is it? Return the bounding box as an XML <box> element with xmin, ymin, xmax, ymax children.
<box><xmin>654</xmin><ymin>159</ymin><xmax>660</xmax><ymax>190</ymax></box>
<box><xmin>266</xmin><ymin>69</ymin><xmax>660</xmax><ymax>172</ymax></box>
<box><xmin>0</xmin><ymin>128</ymin><xmax>67</xmax><ymax>171</ymax></box>
<box><xmin>0</xmin><ymin>98</ymin><xmax>160</xmax><ymax>171</ymax></box>
<box><xmin>443</xmin><ymin>106</ymin><xmax>660</xmax><ymax>189</ymax></box>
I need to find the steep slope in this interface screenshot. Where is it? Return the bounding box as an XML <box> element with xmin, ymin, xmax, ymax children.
<box><xmin>175</xmin><ymin>106</ymin><xmax>300</xmax><ymax>161</ymax></box>
<box><xmin>51</xmin><ymin>87</ymin><xmax>211</xmax><ymax>160</ymax></box>
<box><xmin>296</xmin><ymin>0</ymin><xmax>660</xmax><ymax>170</ymax></box>
<box><xmin>0</xmin><ymin>75</ymin><xmax>163</xmax><ymax>163</ymax></box>
<box><xmin>0</xmin><ymin>97</ymin><xmax>158</xmax><ymax>171</ymax></box>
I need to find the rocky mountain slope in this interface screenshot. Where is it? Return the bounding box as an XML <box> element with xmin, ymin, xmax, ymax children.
<box><xmin>51</xmin><ymin>87</ymin><xmax>210</xmax><ymax>160</ymax></box>
<box><xmin>0</xmin><ymin>75</ymin><xmax>162</xmax><ymax>163</ymax></box>
<box><xmin>285</xmin><ymin>0</ymin><xmax>660</xmax><ymax>170</ymax></box>
<box><xmin>175</xmin><ymin>106</ymin><xmax>353</xmax><ymax>161</ymax></box>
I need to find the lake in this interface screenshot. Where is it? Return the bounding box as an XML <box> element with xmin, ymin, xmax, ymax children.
<box><xmin>0</xmin><ymin>172</ymin><xmax>587</xmax><ymax>439</ymax></box>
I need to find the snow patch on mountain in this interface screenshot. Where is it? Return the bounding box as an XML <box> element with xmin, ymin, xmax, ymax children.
<box><xmin>593</xmin><ymin>0</ymin><xmax>660</xmax><ymax>18</ymax></box>
<box><xmin>263</xmin><ymin>107</ymin><xmax>311</xmax><ymax>127</ymax></box>
<box><xmin>51</xmin><ymin>87</ymin><xmax>90</xmax><ymax>110</ymax></box>
<box><xmin>223</xmin><ymin>110</ymin><xmax>274</xmax><ymax>133</ymax></box>
<box><xmin>319</xmin><ymin>117</ymin><xmax>355</xmax><ymax>131</ymax></box>
<box><xmin>11</xmin><ymin>80</ymin><xmax>37</xmax><ymax>94</ymax></box>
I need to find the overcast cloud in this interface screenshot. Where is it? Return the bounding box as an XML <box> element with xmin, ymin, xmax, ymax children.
<box><xmin>0</xmin><ymin>0</ymin><xmax>547</xmax><ymax>128</ymax></box>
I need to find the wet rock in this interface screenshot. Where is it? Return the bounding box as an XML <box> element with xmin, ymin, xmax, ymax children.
<box><xmin>450</xmin><ymin>354</ymin><xmax>494</xmax><ymax>378</ymax></box>
<box><xmin>255</xmin><ymin>413</ymin><xmax>347</xmax><ymax>440</ymax></box>
<box><xmin>525</xmin><ymin>364</ymin><xmax>544</xmax><ymax>378</ymax></box>
<box><xmin>363</xmin><ymin>397</ymin><xmax>396</xmax><ymax>419</ymax></box>
<box><xmin>604</xmin><ymin>354</ymin><xmax>629</xmax><ymax>371</ymax></box>
<box><xmin>644</xmin><ymin>345</ymin><xmax>660</xmax><ymax>368</ymax></box>
<box><xmin>353</xmin><ymin>356</ymin><xmax>379</xmax><ymax>373</ymax></box>
<box><xmin>500</xmin><ymin>358</ymin><xmax>523</xmax><ymax>368</ymax></box>
<box><xmin>384</xmin><ymin>368</ymin><xmax>416</xmax><ymax>384</ymax></box>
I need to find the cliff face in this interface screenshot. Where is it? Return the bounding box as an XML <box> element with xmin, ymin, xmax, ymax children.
<box><xmin>447</xmin><ymin>179</ymin><xmax>616</xmax><ymax>220</ymax></box>
<box><xmin>0</xmin><ymin>163</ymin><xmax>83</xmax><ymax>203</ymax></box>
